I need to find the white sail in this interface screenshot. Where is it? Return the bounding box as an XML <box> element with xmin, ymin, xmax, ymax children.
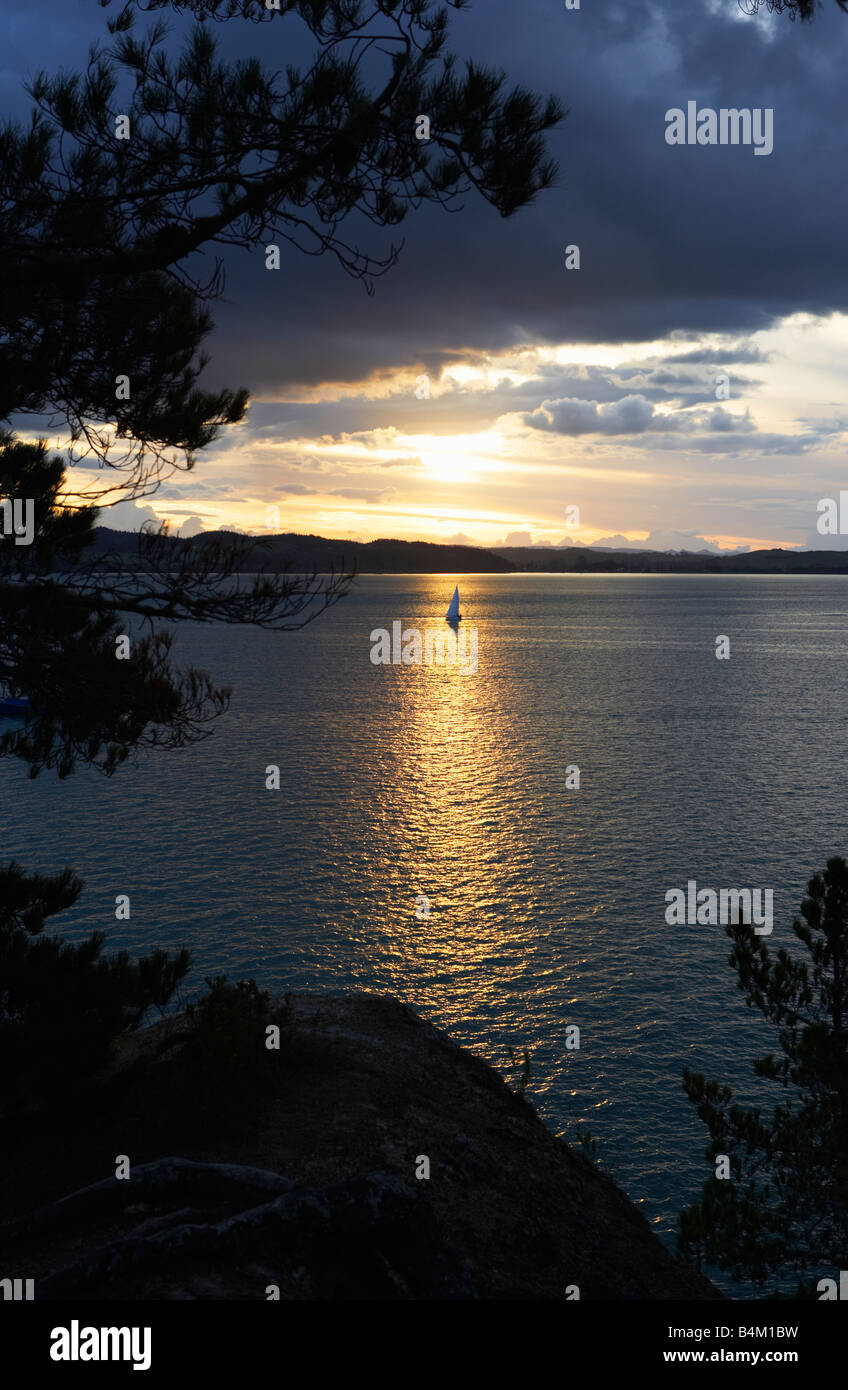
<box><xmin>446</xmin><ymin>585</ymin><xmax>460</xmax><ymax>622</ymax></box>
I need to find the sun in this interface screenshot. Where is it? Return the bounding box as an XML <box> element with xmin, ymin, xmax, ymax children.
<box><xmin>422</xmin><ymin>450</ymin><xmax>473</xmax><ymax>483</ymax></box>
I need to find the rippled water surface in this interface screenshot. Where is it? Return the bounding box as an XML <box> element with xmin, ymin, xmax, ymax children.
<box><xmin>4</xmin><ymin>574</ymin><xmax>847</xmax><ymax>1283</ymax></box>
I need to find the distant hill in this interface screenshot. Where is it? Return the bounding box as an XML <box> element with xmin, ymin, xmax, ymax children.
<box><xmin>73</xmin><ymin>528</ymin><xmax>515</xmax><ymax>574</ymax></box>
<box><xmin>492</xmin><ymin>545</ymin><xmax>848</xmax><ymax>574</ymax></box>
<box><xmin>69</xmin><ymin>528</ymin><xmax>848</xmax><ymax>575</ymax></box>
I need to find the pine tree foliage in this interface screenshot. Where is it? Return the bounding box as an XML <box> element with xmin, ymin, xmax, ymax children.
<box><xmin>680</xmin><ymin>858</ymin><xmax>848</xmax><ymax>1287</ymax></box>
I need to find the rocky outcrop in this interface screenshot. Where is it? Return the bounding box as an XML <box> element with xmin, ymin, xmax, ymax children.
<box><xmin>0</xmin><ymin>993</ymin><xmax>722</xmax><ymax>1300</ymax></box>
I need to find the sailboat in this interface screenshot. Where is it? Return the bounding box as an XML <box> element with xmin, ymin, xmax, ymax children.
<box><xmin>446</xmin><ymin>585</ymin><xmax>461</xmax><ymax>624</ymax></box>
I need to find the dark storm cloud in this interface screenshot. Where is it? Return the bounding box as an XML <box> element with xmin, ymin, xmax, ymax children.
<box><xmin>9</xmin><ymin>1</ymin><xmax>848</xmax><ymax>399</ymax></box>
<box><xmin>196</xmin><ymin>0</ymin><xmax>848</xmax><ymax>391</ymax></box>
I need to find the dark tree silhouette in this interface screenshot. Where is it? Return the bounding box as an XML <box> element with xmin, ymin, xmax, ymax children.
<box><xmin>0</xmin><ymin>860</ymin><xmax>191</xmax><ymax>1120</ymax></box>
<box><xmin>680</xmin><ymin>858</ymin><xmax>848</xmax><ymax>1288</ymax></box>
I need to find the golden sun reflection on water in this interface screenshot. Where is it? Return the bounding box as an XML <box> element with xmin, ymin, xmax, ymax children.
<box><xmin>356</xmin><ymin>580</ymin><xmax>568</xmax><ymax>1044</ymax></box>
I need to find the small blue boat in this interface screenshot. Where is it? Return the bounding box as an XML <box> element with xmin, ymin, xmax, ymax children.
<box><xmin>0</xmin><ymin>696</ymin><xmax>31</xmax><ymax>718</ymax></box>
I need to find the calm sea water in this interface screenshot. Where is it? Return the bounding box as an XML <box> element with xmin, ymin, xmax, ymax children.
<box><xmin>4</xmin><ymin>573</ymin><xmax>847</xmax><ymax>1291</ymax></box>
